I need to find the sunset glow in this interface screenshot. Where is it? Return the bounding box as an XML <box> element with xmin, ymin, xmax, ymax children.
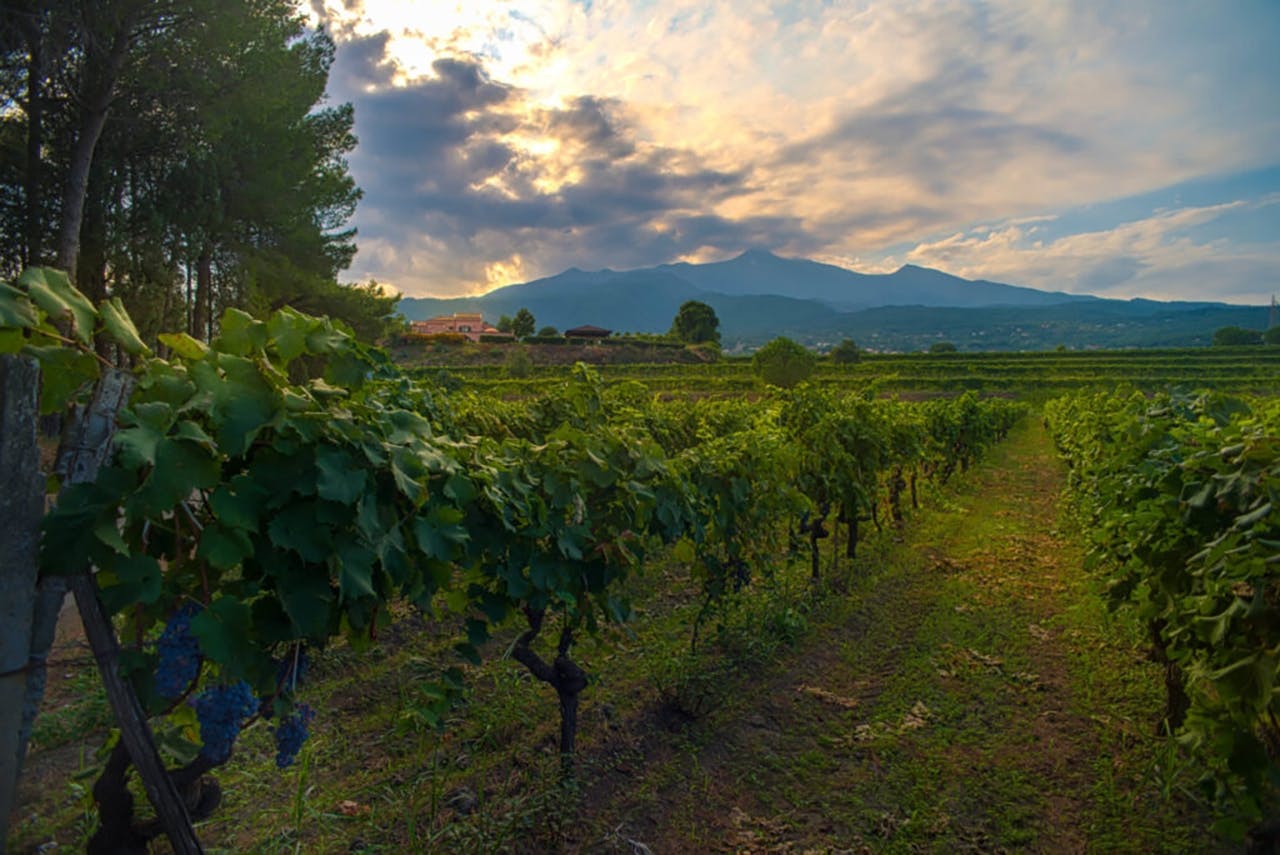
<box><xmin>310</xmin><ymin>1</ymin><xmax>1280</xmax><ymax>303</ymax></box>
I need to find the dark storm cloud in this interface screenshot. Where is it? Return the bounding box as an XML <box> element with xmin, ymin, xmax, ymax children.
<box><xmin>539</xmin><ymin>95</ymin><xmax>636</xmax><ymax>159</ymax></box>
<box><xmin>326</xmin><ymin>37</ymin><xmax>776</xmax><ymax>287</ymax></box>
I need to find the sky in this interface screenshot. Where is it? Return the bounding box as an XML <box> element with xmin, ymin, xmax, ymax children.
<box><xmin>307</xmin><ymin>1</ymin><xmax>1280</xmax><ymax>304</ymax></box>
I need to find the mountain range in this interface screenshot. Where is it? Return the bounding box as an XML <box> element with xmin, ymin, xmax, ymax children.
<box><xmin>398</xmin><ymin>250</ymin><xmax>1271</xmax><ymax>351</ymax></box>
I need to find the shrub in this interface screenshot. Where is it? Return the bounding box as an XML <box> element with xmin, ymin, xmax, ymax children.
<box><xmin>400</xmin><ymin>331</ymin><xmax>468</xmax><ymax>346</ymax></box>
<box><xmin>829</xmin><ymin>338</ymin><xmax>860</xmax><ymax>363</ymax></box>
<box><xmin>1213</xmin><ymin>325</ymin><xmax>1264</xmax><ymax>346</ymax></box>
<box><xmin>752</xmin><ymin>336</ymin><xmax>815</xmax><ymax>388</ymax></box>
<box><xmin>504</xmin><ymin>347</ymin><xmax>534</xmax><ymax>378</ymax></box>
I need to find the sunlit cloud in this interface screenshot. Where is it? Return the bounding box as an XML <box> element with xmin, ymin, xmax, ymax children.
<box><xmin>311</xmin><ymin>1</ymin><xmax>1280</xmax><ymax>302</ymax></box>
<box><xmin>890</xmin><ymin>196</ymin><xmax>1280</xmax><ymax>303</ymax></box>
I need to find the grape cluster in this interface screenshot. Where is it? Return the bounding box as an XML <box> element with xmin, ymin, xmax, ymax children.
<box><xmin>272</xmin><ymin>704</ymin><xmax>315</xmax><ymax>768</ymax></box>
<box><xmin>155</xmin><ymin>603</ymin><xmax>202</xmax><ymax>699</ymax></box>
<box><xmin>194</xmin><ymin>681</ymin><xmax>258</xmax><ymax>763</ymax></box>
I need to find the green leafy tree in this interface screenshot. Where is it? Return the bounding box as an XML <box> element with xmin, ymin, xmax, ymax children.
<box><xmin>511</xmin><ymin>307</ymin><xmax>536</xmax><ymax>339</ymax></box>
<box><xmin>274</xmin><ymin>280</ymin><xmax>401</xmax><ymax>343</ymax></box>
<box><xmin>829</xmin><ymin>338</ymin><xmax>860</xmax><ymax>363</ymax></box>
<box><xmin>929</xmin><ymin>341</ymin><xmax>958</xmax><ymax>353</ymax></box>
<box><xmin>752</xmin><ymin>336</ymin><xmax>814</xmax><ymax>388</ymax></box>
<box><xmin>1265</xmin><ymin>326</ymin><xmax>1280</xmax><ymax>346</ymax></box>
<box><xmin>537</xmin><ymin>325</ymin><xmax>558</xmax><ymax>337</ymax></box>
<box><xmin>1213</xmin><ymin>326</ymin><xmax>1264</xmax><ymax>346</ymax></box>
<box><xmin>670</xmin><ymin>300</ymin><xmax>720</xmax><ymax>344</ymax></box>
<box><xmin>496</xmin><ymin>314</ymin><xmax>513</xmax><ymax>333</ymax></box>
<box><xmin>0</xmin><ymin>1</ymin><xmax>371</xmax><ymax>340</ymax></box>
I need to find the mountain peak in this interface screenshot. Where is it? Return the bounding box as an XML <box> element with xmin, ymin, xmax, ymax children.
<box><xmin>736</xmin><ymin>248</ymin><xmax>779</xmax><ymax>261</ymax></box>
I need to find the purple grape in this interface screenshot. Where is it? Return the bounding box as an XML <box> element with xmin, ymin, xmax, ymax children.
<box><xmin>273</xmin><ymin>704</ymin><xmax>315</xmax><ymax>768</ymax></box>
<box><xmin>155</xmin><ymin>603</ymin><xmax>202</xmax><ymax>699</ymax></box>
<box><xmin>194</xmin><ymin>681</ymin><xmax>258</xmax><ymax>763</ymax></box>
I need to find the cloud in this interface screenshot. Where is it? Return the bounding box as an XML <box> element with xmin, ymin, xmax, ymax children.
<box><xmin>325</xmin><ymin>34</ymin><xmax>788</xmax><ymax>293</ymax></box>
<box><xmin>894</xmin><ymin>199</ymin><xmax>1280</xmax><ymax>303</ymax></box>
<box><xmin>310</xmin><ymin>1</ymin><xmax>1280</xmax><ymax>300</ymax></box>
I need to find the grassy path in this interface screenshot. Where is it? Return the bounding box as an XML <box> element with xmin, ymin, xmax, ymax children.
<box><xmin>574</xmin><ymin>419</ymin><xmax>1222</xmax><ymax>853</ymax></box>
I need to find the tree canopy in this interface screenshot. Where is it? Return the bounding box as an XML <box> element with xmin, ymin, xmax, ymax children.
<box><xmin>511</xmin><ymin>307</ymin><xmax>536</xmax><ymax>339</ymax></box>
<box><xmin>0</xmin><ymin>0</ymin><xmax>395</xmax><ymax>342</ymax></box>
<box><xmin>670</xmin><ymin>300</ymin><xmax>720</xmax><ymax>344</ymax></box>
<box><xmin>829</xmin><ymin>338</ymin><xmax>861</xmax><ymax>363</ymax></box>
<box><xmin>1213</xmin><ymin>326</ymin><xmax>1265</xmax><ymax>346</ymax></box>
<box><xmin>752</xmin><ymin>336</ymin><xmax>815</xmax><ymax>388</ymax></box>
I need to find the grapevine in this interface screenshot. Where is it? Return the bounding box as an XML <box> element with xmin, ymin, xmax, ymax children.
<box><xmin>0</xmin><ymin>266</ymin><xmax>1031</xmax><ymax>846</ymax></box>
<box><xmin>1045</xmin><ymin>389</ymin><xmax>1280</xmax><ymax>837</ymax></box>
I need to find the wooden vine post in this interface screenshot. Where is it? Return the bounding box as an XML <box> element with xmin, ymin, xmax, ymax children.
<box><xmin>6</xmin><ymin>367</ymin><xmax>204</xmax><ymax>854</ymax></box>
<box><xmin>64</xmin><ymin>371</ymin><xmax>204</xmax><ymax>854</ymax></box>
<box><xmin>0</xmin><ymin>355</ymin><xmax>44</xmax><ymax>850</ymax></box>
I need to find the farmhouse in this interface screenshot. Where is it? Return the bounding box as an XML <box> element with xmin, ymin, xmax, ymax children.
<box><xmin>564</xmin><ymin>325</ymin><xmax>612</xmax><ymax>338</ymax></box>
<box><xmin>410</xmin><ymin>313</ymin><xmax>512</xmax><ymax>342</ymax></box>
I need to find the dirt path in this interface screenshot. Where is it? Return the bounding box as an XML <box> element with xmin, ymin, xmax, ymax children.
<box><xmin>575</xmin><ymin>420</ymin><xmax>1221</xmax><ymax>853</ymax></box>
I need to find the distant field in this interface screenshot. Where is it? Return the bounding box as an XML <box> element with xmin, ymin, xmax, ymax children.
<box><xmin>405</xmin><ymin>345</ymin><xmax>1280</xmax><ymax>398</ymax></box>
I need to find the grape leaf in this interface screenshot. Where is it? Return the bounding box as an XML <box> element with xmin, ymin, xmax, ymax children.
<box><xmin>0</xmin><ymin>283</ymin><xmax>40</xmax><ymax>329</ymax></box>
<box><xmin>133</xmin><ymin>437</ymin><xmax>221</xmax><ymax>517</ymax></box>
<box><xmin>19</xmin><ymin>268</ymin><xmax>96</xmax><ymax>345</ymax></box>
<box><xmin>158</xmin><ymin>332</ymin><xmax>208</xmax><ymax>360</ymax></box>
<box><xmin>100</xmin><ymin>297</ymin><xmax>152</xmax><ymax>356</ymax></box>
<box><xmin>24</xmin><ymin>344</ymin><xmax>100</xmax><ymax>414</ymax></box>
<box><xmin>315</xmin><ymin>446</ymin><xmax>367</xmax><ymax>505</ymax></box>
<box><xmin>216</xmin><ymin>308</ymin><xmax>268</xmax><ymax>357</ymax></box>
<box><xmin>98</xmin><ymin>554</ymin><xmax>162</xmax><ymax>613</ymax></box>
<box><xmin>197</xmin><ymin>522</ymin><xmax>254</xmax><ymax>570</ymax></box>
<box><xmin>191</xmin><ymin>595</ymin><xmax>261</xmax><ymax>673</ymax></box>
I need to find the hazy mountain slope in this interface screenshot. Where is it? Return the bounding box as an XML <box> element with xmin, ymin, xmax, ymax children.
<box><xmin>395</xmin><ymin>251</ymin><xmax>1266</xmax><ymax>350</ymax></box>
<box><xmin>815</xmin><ymin>301</ymin><xmax>1272</xmax><ymax>351</ymax></box>
<box><xmin>400</xmin><ymin>271</ymin><xmax>700</xmax><ymax>332</ymax></box>
<box><xmin>658</xmin><ymin>250</ymin><xmax>1091</xmax><ymax>308</ymax></box>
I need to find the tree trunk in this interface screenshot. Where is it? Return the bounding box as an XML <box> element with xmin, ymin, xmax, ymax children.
<box><xmin>77</xmin><ymin>158</ymin><xmax>111</xmax><ymax>306</ymax></box>
<box><xmin>846</xmin><ymin>513</ymin><xmax>858</xmax><ymax>560</ymax></box>
<box><xmin>830</xmin><ymin>511</ymin><xmax>840</xmax><ymax>575</ymax></box>
<box><xmin>909</xmin><ymin>468</ymin><xmax>919</xmax><ymax>510</ymax></box>
<box><xmin>0</xmin><ymin>356</ymin><xmax>44</xmax><ymax>846</ymax></box>
<box><xmin>55</xmin><ymin>10</ymin><xmax>135</xmax><ymax>281</ymax></box>
<box><xmin>20</xmin><ymin>369</ymin><xmax>204</xmax><ymax>852</ymax></box>
<box><xmin>23</xmin><ymin>28</ymin><xmax>44</xmax><ymax>268</ymax></box>
<box><xmin>191</xmin><ymin>246</ymin><xmax>212</xmax><ymax>340</ymax></box>
<box><xmin>888</xmin><ymin>465</ymin><xmax>906</xmax><ymax>528</ymax></box>
<box><xmin>511</xmin><ymin>610</ymin><xmax>589</xmax><ymax>776</ymax></box>
<box><xmin>554</xmin><ymin>655</ymin><xmax>587</xmax><ymax>771</ymax></box>
<box><xmin>809</xmin><ymin>519</ymin><xmax>821</xmax><ymax>582</ymax></box>
<box><xmin>1150</xmin><ymin>619</ymin><xmax>1189</xmax><ymax>734</ymax></box>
